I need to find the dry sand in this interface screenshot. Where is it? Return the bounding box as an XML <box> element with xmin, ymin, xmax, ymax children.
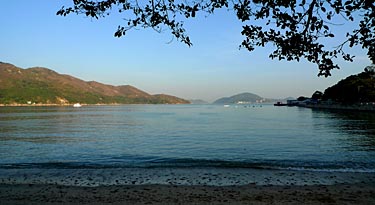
<box><xmin>1</xmin><ymin>182</ymin><xmax>374</xmax><ymax>205</ymax></box>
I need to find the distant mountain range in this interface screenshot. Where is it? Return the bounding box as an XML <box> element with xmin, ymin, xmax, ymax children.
<box><xmin>0</xmin><ymin>62</ymin><xmax>189</xmax><ymax>105</ymax></box>
<box><xmin>213</xmin><ymin>92</ymin><xmax>291</xmax><ymax>104</ymax></box>
<box><xmin>189</xmin><ymin>99</ymin><xmax>209</xmax><ymax>104</ymax></box>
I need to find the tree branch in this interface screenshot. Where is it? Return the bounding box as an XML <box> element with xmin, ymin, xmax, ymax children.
<box><xmin>302</xmin><ymin>0</ymin><xmax>316</xmax><ymax>37</ymax></box>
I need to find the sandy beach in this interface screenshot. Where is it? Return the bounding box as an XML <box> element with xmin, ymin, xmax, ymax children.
<box><xmin>1</xmin><ymin>182</ymin><xmax>374</xmax><ymax>205</ymax></box>
<box><xmin>1</xmin><ymin>167</ymin><xmax>375</xmax><ymax>204</ymax></box>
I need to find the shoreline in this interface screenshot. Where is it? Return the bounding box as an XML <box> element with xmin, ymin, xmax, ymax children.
<box><xmin>0</xmin><ymin>103</ymin><xmax>189</xmax><ymax>107</ymax></box>
<box><xmin>1</xmin><ymin>182</ymin><xmax>374</xmax><ymax>204</ymax></box>
<box><xmin>304</xmin><ymin>103</ymin><xmax>375</xmax><ymax>112</ymax></box>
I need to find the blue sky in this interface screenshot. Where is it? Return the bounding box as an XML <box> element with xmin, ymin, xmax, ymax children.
<box><xmin>0</xmin><ymin>1</ymin><xmax>372</xmax><ymax>102</ymax></box>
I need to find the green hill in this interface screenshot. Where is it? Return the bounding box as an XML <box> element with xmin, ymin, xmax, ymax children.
<box><xmin>213</xmin><ymin>92</ymin><xmax>264</xmax><ymax>104</ymax></box>
<box><xmin>323</xmin><ymin>67</ymin><xmax>375</xmax><ymax>103</ymax></box>
<box><xmin>0</xmin><ymin>62</ymin><xmax>189</xmax><ymax>105</ymax></box>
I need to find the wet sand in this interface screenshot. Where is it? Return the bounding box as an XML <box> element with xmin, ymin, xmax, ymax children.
<box><xmin>1</xmin><ymin>182</ymin><xmax>374</xmax><ymax>204</ymax></box>
<box><xmin>1</xmin><ymin>168</ymin><xmax>375</xmax><ymax>204</ymax></box>
<box><xmin>2</xmin><ymin>168</ymin><xmax>375</xmax><ymax>186</ymax></box>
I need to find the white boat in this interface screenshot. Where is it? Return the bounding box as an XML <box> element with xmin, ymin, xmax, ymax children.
<box><xmin>73</xmin><ymin>103</ymin><xmax>82</xmax><ymax>108</ymax></box>
<box><xmin>223</xmin><ymin>105</ymin><xmax>230</xmax><ymax>107</ymax></box>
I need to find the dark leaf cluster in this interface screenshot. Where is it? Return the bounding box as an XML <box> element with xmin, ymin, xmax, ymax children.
<box><xmin>57</xmin><ymin>0</ymin><xmax>375</xmax><ymax>76</ymax></box>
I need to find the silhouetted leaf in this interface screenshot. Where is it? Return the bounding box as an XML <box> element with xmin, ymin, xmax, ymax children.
<box><xmin>57</xmin><ymin>0</ymin><xmax>375</xmax><ymax>76</ymax></box>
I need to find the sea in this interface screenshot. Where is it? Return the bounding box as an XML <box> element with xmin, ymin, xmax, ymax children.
<box><xmin>1</xmin><ymin>104</ymin><xmax>375</xmax><ymax>186</ymax></box>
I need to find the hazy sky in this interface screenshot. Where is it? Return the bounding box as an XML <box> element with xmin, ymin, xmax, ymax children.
<box><xmin>0</xmin><ymin>1</ymin><xmax>372</xmax><ymax>102</ymax></box>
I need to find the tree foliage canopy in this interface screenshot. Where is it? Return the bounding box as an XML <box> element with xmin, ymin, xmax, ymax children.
<box><xmin>57</xmin><ymin>0</ymin><xmax>375</xmax><ymax>77</ymax></box>
<box><xmin>323</xmin><ymin>66</ymin><xmax>375</xmax><ymax>103</ymax></box>
<box><xmin>311</xmin><ymin>90</ymin><xmax>323</xmax><ymax>100</ymax></box>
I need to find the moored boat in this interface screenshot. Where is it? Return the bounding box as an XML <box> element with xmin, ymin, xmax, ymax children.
<box><xmin>274</xmin><ymin>102</ymin><xmax>287</xmax><ymax>106</ymax></box>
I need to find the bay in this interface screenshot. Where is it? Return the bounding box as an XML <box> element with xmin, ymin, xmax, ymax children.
<box><xmin>0</xmin><ymin>104</ymin><xmax>374</xmax><ymax>172</ymax></box>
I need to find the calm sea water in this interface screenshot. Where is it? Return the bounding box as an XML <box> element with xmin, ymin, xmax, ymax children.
<box><xmin>0</xmin><ymin>104</ymin><xmax>374</xmax><ymax>172</ymax></box>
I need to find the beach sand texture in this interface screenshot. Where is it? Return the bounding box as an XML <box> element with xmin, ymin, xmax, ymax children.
<box><xmin>1</xmin><ymin>183</ymin><xmax>375</xmax><ymax>205</ymax></box>
<box><xmin>1</xmin><ymin>168</ymin><xmax>375</xmax><ymax>204</ymax></box>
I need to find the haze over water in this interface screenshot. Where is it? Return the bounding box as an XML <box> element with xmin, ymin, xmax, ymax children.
<box><xmin>1</xmin><ymin>105</ymin><xmax>374</xmax><ymax>173</ymax></box>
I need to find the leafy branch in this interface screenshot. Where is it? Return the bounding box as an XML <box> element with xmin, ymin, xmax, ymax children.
<box><xmin>57</xmin><ymin>0</ymin><xmax>375</xmax><ymax>76</ymax></box>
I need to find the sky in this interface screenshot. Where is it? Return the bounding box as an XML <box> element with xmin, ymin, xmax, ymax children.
<box><xmin>0</xmin><ymin>1</ymin><xmax>372</xmax><ymax>102</ymax></box>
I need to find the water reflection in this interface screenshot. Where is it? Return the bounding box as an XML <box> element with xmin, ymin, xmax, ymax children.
<box><xmin>0</xmin><ymin>136</ymin><xmax>79</xmax><ymax>144</ymax></box>
<box><xmin>0</xmin><ymin>106</ymin><xmax>142</xmax><ymax>144</ymax></box>
<box><xmin>311</xmin><ymin>109</ymin><xmax>375</xmax><ymax>150</ymax></box>
<box><xmin>1</xmin><ymin>105</ymin><xmax>374</xmax><ymax>169</ymax></box>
